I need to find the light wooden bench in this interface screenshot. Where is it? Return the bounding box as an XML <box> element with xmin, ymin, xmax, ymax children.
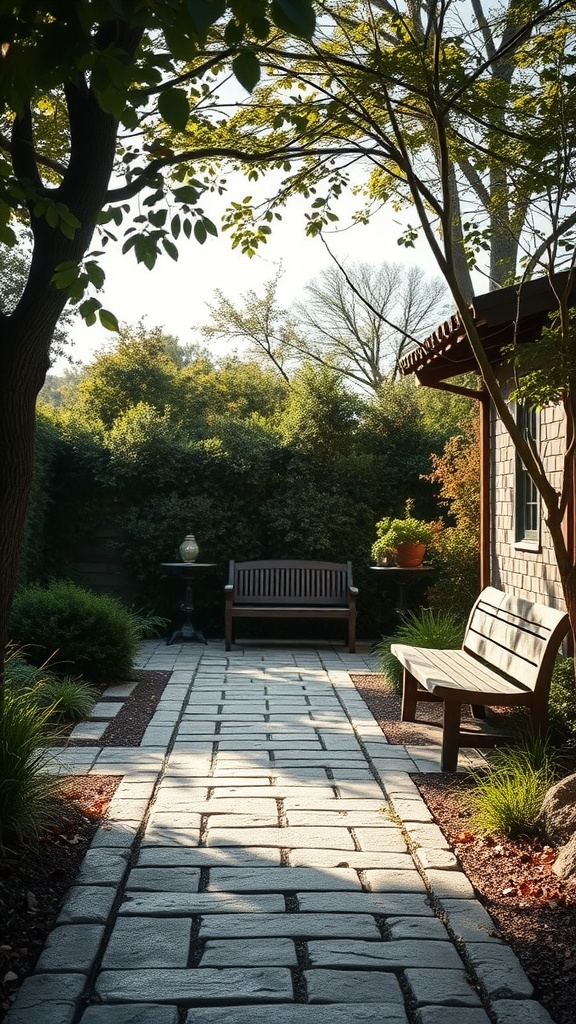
<box><xmin>225</xmin><ymin>559</ymin><xmax>358</xmax><ymax>652</ymax></box>
<box><xmin>391</xmin><ymin>586</ymin><xmax>570</xmax><ymax>771</ymax></box>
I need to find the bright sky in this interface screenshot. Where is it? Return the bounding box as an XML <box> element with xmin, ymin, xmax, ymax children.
<box><xmin>51</xmin><ymin>177</ymin><xmax>444</xmax><ymax>373</ymax></box>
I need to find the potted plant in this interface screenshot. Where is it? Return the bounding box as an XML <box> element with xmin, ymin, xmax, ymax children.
<box><xmin>371</xmin><ymin>499</ymin><xmax>434</xmax><ymax>567</ymax></box>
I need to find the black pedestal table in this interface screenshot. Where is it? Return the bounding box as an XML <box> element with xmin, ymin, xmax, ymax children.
<box><xmin>161</xmin><ymin>562</ymin><xmax>217</xmax><ymax>645</ymax></box>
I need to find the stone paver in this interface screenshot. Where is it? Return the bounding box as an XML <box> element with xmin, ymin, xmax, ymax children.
<box><xmin>102</xmin><ymin>917</ymin><xmax>192</xmax><ymax>967</ymax></box>
<box><xmin>305</xmin><ymin>969</ymin><xmax>404</xmax><ymax>1003</ymax></box>
<box><xmin>404</xmin><ymin>967</ymin><xmax>483</xmax><ymax>1006</ymax></box>
<box><xmin>185</xmin><ymin>1007</ymin><xmax>408</xmax><ymax>1024</ymax></box>
<box><xmin>35</xmin><ymin>924</ymin><xmax>105</xmax><ymax>974</ymax></box>
<box><xmin>95</xmin><ymin>968</ymin><xmax>294</xmax><ymax>1003</ymax></box>
<box><xmin>80</xmin><ymin>1008</ymin><xmax>179</xmax><ymax>1024</ymax></box>
<box><xmin>207</xmin><ymin>867</ymin><xmax>362</xmax><ymax>891</ymax></box>
<box><xmin>198</xmin><ymin>912</ymin><xmax>381</xmax><ymax>940</ymax></box>
<box><xmin>5</xmin><ymin>640</ymin><xmax>554</xmax><ymax>1024</ymax></box>
<box><xmin>200</xmin><ymin>939</ymin><xmax>297</xmax><ymax>966</ymax></box>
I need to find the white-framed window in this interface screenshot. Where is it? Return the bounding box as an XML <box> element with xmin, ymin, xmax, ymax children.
<box><xmin>515</xmin><ymin>403</ymin><xmax>540</xmax><ymax>548</ymax></box>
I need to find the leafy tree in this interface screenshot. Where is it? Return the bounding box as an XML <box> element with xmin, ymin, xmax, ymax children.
<box><xmin>425</xmin><ymin>412</ymin><xmax>481</xmax><ymax>613</ymax></box>
<box><xmin>293</xmin><ymin>262</ymin><xmax>448</xmax><ymax>390</ymax></box>
<box><xmin>0</xmin><ymin>0</ymin><xmax>316</xmax><ymax>700</ymax></box>
<box><xmin>201</xmin><ymin>268</ymin><xmax>298</xmax><ymax>382</ymax></box>
<box><xmin>181</xmin><ymin>356</ymin><xmax>290</xmax><ymax>423</ymax></box>
<box><xmin>212</xmin><ymin>1</ymin><xmax>576</xmax><ymax>635</ymax></box>
<box><xmin>218</xmin><ymin>1</ymin><xmax>575</xmax><ymax>295</ymax></box>
<box><xmin>71</xmin><ymin>328</ymin><xmax>183</xmax><ymax>430</ymax></box>
<box><xmin>203</xmin><ymin>261</ymin><xmax>448</xmax><ymax>391</ymax></box>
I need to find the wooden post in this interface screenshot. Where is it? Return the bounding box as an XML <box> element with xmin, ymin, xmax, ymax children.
<box><xmin>479</xmin><ymin>390</ymin><xmax>491</xmax><ymax>590</ymax></box>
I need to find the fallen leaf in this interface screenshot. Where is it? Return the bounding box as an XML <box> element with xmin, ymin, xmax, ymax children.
<box><xmin>454</xmin><ymin>831</ymin><xmax>474</xmax><ymax>843</ymax></box>
<box><xmin>26</xmin><ymin>892</ymin><xmax>38</xmax><ymax>912</ymax></box>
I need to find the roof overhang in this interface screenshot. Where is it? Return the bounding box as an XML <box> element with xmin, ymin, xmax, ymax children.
<box><xmin>400</xmin><ymin>272</ymin><xmax>575</xmax><ymax>387</ymax></box>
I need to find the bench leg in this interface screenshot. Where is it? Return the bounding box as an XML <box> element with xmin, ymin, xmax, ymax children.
<box><xmin>441</xmin><ymin>701</ymin><xmax>462</xmax><ymax>772</ymax></box>
<box><xmin>225</xmin><ymin>609</ymin><xmax>232</xmax><ymax>652</ymax></box>
<box><xmin>348</xmin><ymin>613</ymin><xmax>356</xmax><ymax>654</ymax></box>
<box><xmin>529</xmin><ymin>702</ymin><xmax>548</xmax><ymax>738</ymax></box>
<box><xmin>401</xmin><ymin>669</ymin><xmax>419</xmax><ymax>722</ymax></box>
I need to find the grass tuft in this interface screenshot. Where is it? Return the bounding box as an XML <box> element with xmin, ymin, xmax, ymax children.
<box><xmin>0</xmin><ymin>688</ymin><xmax>60</xmax><ymax>849</ymax></box>
<box><xmin>467</xmin><ymin>733</ymin><xmax>556</xmax><ymax>839</ymax></box>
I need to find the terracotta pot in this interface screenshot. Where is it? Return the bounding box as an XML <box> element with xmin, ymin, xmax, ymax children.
<box><xmin>395</xmin><ymin>542</ymin><xmax>426</xmax><ymax>567</ymax></box>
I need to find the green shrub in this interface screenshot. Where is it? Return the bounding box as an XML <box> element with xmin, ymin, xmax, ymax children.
<box><xmin>0</xmin><ymin>688</ymin><xmax>60</xmax><ymax>848</ymax></box>
<box><xmin>468</xmin><ymin>735</ymin><xmax>556</xmax><ymax>838</ymax></box>
<box><xmin>9</xmin><ymin>580</ymin><xmax>140</xmax><ymax>682</ymax></box>
<box><xmin>547</xmin><ymin>656</ymin><xmax>576</xmax><ymax>747</ymax></box>
<box><xmin>427</xmin><ymin>527</ymin><xmax>480</xmax><ymax>617</ymax></box>
<box><xmin>374</xmin><ymin>608</ymin><xmax>466</xmax><ymax>692</ymax></box>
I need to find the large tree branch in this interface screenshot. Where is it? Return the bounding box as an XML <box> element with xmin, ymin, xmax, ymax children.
<box><xmin>10</xmin><ymin>105</ymin><xmax>42</xmax><ymax>188</ymax></box>
<box><xmin>524</xmin><ymin>209</ymin><xmax>576</xmax><ymax>277</ymax></box>
<box><xmin>136</xmin><ymin>49</ymin><xmax>236</xmax><ymax>96</ymax></box>
<box><xmin>447</xmin><ymin>0</ymin><xmax>572</xmax><ymax>107</ymax></box>
<box><xmin>105</xmin><ymin>143</ymin><xmax>381</xmax><ymax>203</ymax></box>
<box><xmin>0</xmin><ymin>132</ymin><xmax>67</xmax><ymax>179</ymax></box>
<box><xmin>470</xmin><ymin>0</ymin><xmax>496</xmax><ymax>58</ymax></box>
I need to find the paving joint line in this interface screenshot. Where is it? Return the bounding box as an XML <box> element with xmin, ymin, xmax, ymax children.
<box><xmin>68</xmin><ymin>655</ymin><xmax>204</xmax><ymax>1024</ymax></box>
<box><xmin>338</xmin><ymin>677</ymin><xmax>516</xmax><ymax>1024</ymax></box>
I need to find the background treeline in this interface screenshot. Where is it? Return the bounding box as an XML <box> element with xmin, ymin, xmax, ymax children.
<box><xmin>25</xmin><ymin>325</ymin><xmax>478</xmax><ymax>640</ymax></box>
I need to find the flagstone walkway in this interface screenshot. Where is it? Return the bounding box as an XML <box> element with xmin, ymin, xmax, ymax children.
<box><xmin>7</xmin><ymin>642</ymin><xmax>554</xmax><ymax>1024</ymax></box>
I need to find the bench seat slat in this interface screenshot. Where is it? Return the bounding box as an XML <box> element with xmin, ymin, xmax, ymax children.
<box><xmin>390</xmin><ymin>645</ymin><xmax>532</xmax><ymax>702</ymax></box>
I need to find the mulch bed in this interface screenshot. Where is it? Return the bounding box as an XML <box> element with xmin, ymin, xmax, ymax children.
<box><xmin>60</xmin><ymin>668</ymin><xmax>172</xmax><ymax>747</ymax></box>
<box><xmin>0</xmin><ymin>775</ymin><xmax>119</xmax><ymax>1019</ymax></box>
<box><xmin>352</xmin><ymin>671</ymin><xmax>576</xmax><ymax>1024</ymax></box>
<box><xmin>0</xmin><ymin>667</ymin><xmax>170</xmax><ymax>1020</ymax></box>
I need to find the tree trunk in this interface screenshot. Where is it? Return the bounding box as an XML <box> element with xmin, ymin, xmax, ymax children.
<box><xmin>0</xmin><ymin>84</ymin><xmax>120</xmax><ymax>706</ymax></box>
<box><xmin>0</xmin><ymin>325</ymin><xmax>51</xmax><ymax>706</ymax></box>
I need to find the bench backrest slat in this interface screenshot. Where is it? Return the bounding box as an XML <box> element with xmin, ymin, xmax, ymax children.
<box><xmin>463</xmin><ymin>586</ymin><xmax>570</xmax><ymax>691</ymax></box>
<box><xmin>229</xmin><ymin>560</ymin><xmax>352</xmax><ymax>606</ymax></box>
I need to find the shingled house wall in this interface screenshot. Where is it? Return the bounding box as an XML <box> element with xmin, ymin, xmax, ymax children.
<box><xmin>491</xmin><ymin>388</ymin><xmax>566</xmax><ymax>611</ymax></box>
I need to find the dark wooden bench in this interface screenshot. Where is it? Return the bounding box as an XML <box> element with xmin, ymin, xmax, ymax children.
<box><xmin>225</xmin><ymin>559</ymin><xmax>358</xmax><ymax>652</ymax></box>
<box><xmin>391</xmin><ymin>586</ymin><xmax>570</xmax><ymax>771</ymax></box>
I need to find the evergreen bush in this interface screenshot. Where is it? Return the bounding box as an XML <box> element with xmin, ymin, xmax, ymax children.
<box><xmin>9</xmin><ymin>580</ymin><xmax>140</xmax><ymax>681</ymax></box>
<box><xmin>547</xmin><ymin>656</ymin><xmax>576</xmax><ymax>747</ymax></box>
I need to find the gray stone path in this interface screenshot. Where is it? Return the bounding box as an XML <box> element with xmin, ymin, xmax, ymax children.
<box><xmin>7</xmin><ymin>642</ymin><xmax>555</xmax><ymax>1024</ymax></box>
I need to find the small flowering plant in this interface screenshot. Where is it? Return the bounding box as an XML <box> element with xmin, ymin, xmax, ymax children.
<box><xmin>371</xmin><ymin>499</ymin><xmax>435</xmax><ymax>563</ymax></box>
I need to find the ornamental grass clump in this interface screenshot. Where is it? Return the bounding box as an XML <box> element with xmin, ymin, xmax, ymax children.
<box><xmin>35</xmin><ymin>677</ymin><xmax>98</xmax><ymax>721</ymax></box>
<box><xmin>374</xmin><ymin>607</ymin><xmax>465</xmax><ymax>692</ymax></box>
<box><xmin>468</xmin><ymin>734</ymin><xmax>556</xmax><ymax>839</ymax></box>
<box><xmin>0</xmin><ymin>688</ymin><xmax>60</xmax><ymax>849</ymax></box>
<box><xmin>5</xmin><ymin>645</ymin><xmax>98</xmax><ymax>722</ymax></box>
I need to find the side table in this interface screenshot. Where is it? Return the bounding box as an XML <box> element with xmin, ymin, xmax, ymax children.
<box><xmin>161</xmin><ymin>562</ymin><xmax>217</xmax><ymax>645</ymax></box>
<box><xmin>369</xmin><ymin>564</ymin><xmax>434</xmax><ymax>619</ymax></box>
